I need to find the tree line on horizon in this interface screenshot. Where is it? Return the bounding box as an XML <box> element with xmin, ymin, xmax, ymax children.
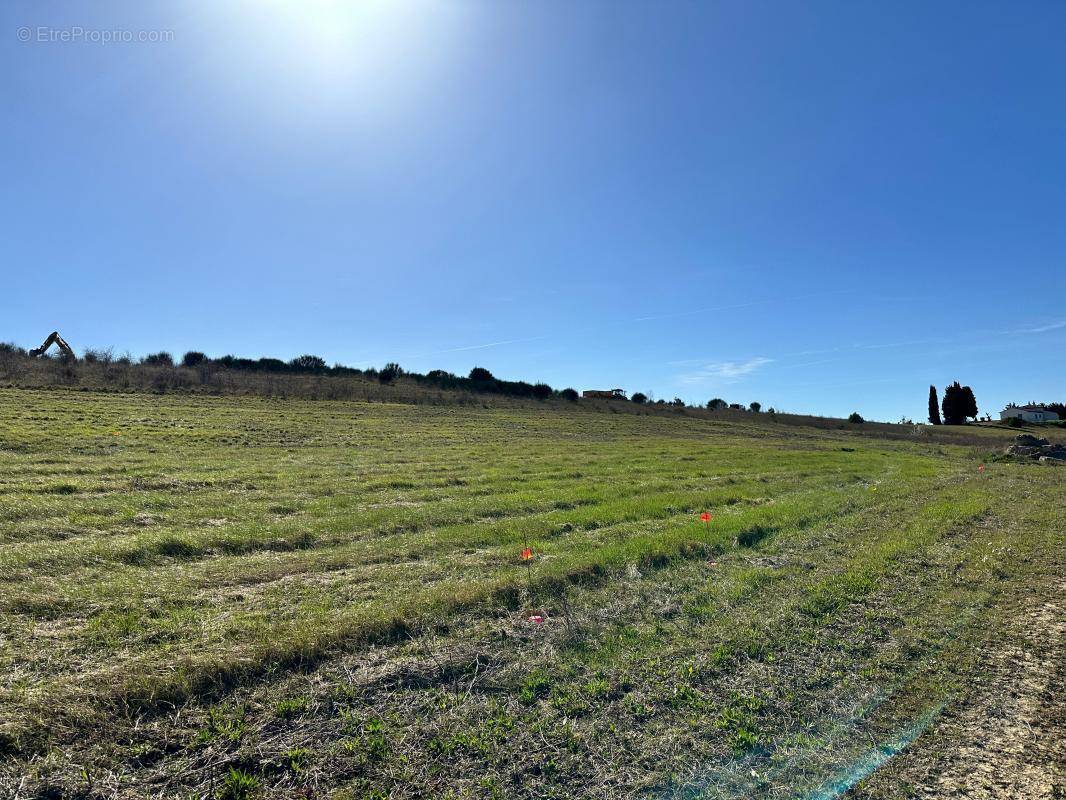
<box><xmin>5</xmin><ymin>341</ymin><xmax>793</xmax><ymax>415</ymax></box>
<box><xmin>14</xmin><ymin>342</ymin><xmax>1059</xmax><ymax>426</ymax></box>
<box><xmin>0</xmin><ymin>341</ymin><xmax>583</xmax><ymax>401</ymax></box>
<box><xmin>151</xmin><ymin>350</ymin><xmax>582</xmax><ymax>402</ymax></box>
<box><xmin>4</xmin><ymin>341</ymin><xmax>783</xmax><ymax>411</ymax></box>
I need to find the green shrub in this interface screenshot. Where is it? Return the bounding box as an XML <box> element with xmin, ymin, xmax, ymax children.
<box><xmin>379</xmin><ymin>363</ymin><xmax>403</xmax><ymax>383</ymax></box>
<box><xmin>532</xmin><ymin>382</ymin><xmax>553</xmax><ymax>400</ymax></box>
<box><xmin>83</xmin><ymin>348</ymin><xmax>114</xmax><ymax>364</ymax></box>
<box><xmin>289</xmin><ymin>355</ymin><xmax>327</xmax><ymax>372</ymax></box>
<box><xmin>142</xmin><ymin>352</ymin><xmax>173</xmax><ymax>366</ymax></box>
<box><xmin>182</xmin><ymin>351</ymin><xmax>207</xmax><ymax>367</ymax></box>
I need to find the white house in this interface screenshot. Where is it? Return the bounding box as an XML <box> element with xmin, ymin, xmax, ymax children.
<box><xmin>1000</xmin><ymin>404</ymin><xmax>1059</xmax><ymax>423</ymax></box>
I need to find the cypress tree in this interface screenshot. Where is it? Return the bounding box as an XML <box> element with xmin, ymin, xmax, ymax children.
<box><xmin>941</xmin><ymin>382</ymin><xmax>979</xmax><ymax>424</ymax></box>
<box><xmin>961</xmin><ymin>386</ymin><xmax>978</xmax><ymax>420</ymax></box>
<box><xmin>928</xmin><ymin>385</ymin><xmax>942</xmax><ymax>425</ymax></box>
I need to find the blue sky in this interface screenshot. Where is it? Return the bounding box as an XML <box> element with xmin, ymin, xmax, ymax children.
<box><xmin>3</xmin><ymin>1</ymin><xmax>1064</xmax><ymax>421</ymax></box>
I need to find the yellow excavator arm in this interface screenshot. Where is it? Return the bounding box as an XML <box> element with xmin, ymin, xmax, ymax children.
<box><xmin>29</xmin><ymin>331</ymin><xmax>76</xmax><ymax>360</ymax></box>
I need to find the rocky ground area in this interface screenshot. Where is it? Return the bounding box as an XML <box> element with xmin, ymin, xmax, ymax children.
<box><xmin>1004</xmin><ymin>433</ymin><xmax>1066</xmax><ymax>463</ymax></box>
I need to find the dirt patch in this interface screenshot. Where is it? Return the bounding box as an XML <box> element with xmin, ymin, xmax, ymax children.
<box><xmin>853</xmin><ymin>585</ymin><xmax>1064</xmax><ymax>798</ymax></box>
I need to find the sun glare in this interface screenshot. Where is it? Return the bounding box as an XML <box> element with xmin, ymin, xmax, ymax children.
<box><xmin>263</xmin><ymin>0</ymin><xmax>401</xmax><ymax>79</ymax></box>
<box><xmin>199</xmin><ymin>0</ymin><xmax>463</xmax><ymax>130</ymax></box>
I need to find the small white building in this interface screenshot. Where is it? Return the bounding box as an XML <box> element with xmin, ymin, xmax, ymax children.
<box><xmin>1000</xmin><ymin>404</ymin><xmax>1059</xmax><ymax>423</ymax></box>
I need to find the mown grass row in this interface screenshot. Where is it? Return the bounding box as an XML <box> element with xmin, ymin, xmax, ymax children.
<box><xmin>0</xmin><ymin>460</ymin><xmax>880</xmax><ymax>576</ymax></box>
<box><xmin>0</xmin><ymin>388</ymin><xmax>1007</xmax><ymax>763</ymax></box>
<box><xmin>195</xmin><ymin>468</ymin><xmax>1033</xmax><ymax>800</ymax></box>
<box><xmin>5</xmin><ymin>472</ymin><xmax>893</xmax><ymax>734</ymax></box>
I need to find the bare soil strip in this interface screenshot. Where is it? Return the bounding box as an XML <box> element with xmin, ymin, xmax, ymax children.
<box><xmin>850</xmin><ymin>583</ymin><xmax>1064</xmax><ymax>799</ymax></box>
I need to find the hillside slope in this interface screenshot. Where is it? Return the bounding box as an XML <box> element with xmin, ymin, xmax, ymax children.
<box><xmin>0</xmin><ymin>389</ymin><xmax>1061</xmax><ymax>799</ymax></box>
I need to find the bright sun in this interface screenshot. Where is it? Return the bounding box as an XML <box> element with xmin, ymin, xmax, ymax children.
<box><xmin>199</xmin><ymin>0</ymin><xmax>463</xmax><ymax>127</ymax></box>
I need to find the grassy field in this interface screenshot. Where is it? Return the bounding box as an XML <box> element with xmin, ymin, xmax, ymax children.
<box><xmin>0</xmin><ymin>388</ymin><xmax>1062</xmax><ymax>799</ymax></box>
